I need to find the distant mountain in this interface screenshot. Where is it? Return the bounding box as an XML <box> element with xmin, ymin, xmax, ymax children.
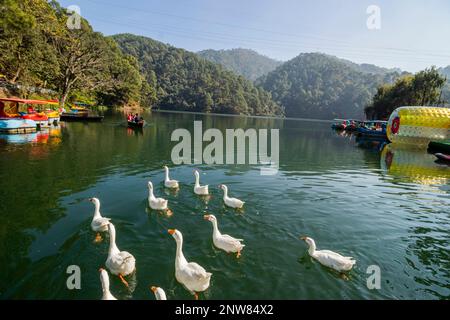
<box><xmin>113</xmin><ymin>35</ymin><xmax>283</xmax><ymax>116</ymax></box>
<box><xmin>438</xmin><ymin>66</ymin><xmax>450</xmax><ymax>104</ymax></box>
<box><xmin>197</xmin><ymin>49</ymin><xmax>282</xmax><ymax>81</ymax></box>
<box><xmin>438</xmin><ymin>66</ymin><xmax>450</xmax><ymax>78</ymax></box>
<box><xmin>256</xmin><ymin>53</ymin><xmax>401</xmax><ymax>119</ymax></box>
<box><xmin>342</xmin><ymin>61</ymin><xmax>402</xmax><ymax>75</ymax></box>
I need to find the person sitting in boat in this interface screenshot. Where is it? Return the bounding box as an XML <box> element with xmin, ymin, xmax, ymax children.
<box><xmin>134</xmin><ymin>113</ymin><xmax>139</xmax><ymax>123</ymax></box>
<box><xmin>127</xmin><ymin>113</ymin><xmax>133</xmax><ymax>121</ymax></box>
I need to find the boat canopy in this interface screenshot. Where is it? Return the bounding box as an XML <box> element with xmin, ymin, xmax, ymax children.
<box><xmin>0</xmin><ymin>97</ymin><xmax>59</xmax><ymax>118</ymax></box>
<box><xmin>0</xmin><ymin>97</ymin><xmax>59</xmax><ymax>105</ymax></box>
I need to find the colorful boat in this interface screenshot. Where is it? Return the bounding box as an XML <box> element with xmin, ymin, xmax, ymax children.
<box><xmin>0</xmin><ymin>97</ymin><xmax>60</xmax><ymax>130</ymax></box>
<box><xmin>356</xmin><ymin>120</ymin><xmax>387</xmax><ymax>139</ymax></box>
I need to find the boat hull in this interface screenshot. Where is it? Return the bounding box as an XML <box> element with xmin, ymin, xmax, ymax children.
<box><xmin>60</xmin><ymin>113</ymin><xmax>104</xmax><ymax>122</ymax></box>
<box><xmin>356</xmin><ymin>127</ymin><xmax>387</xmax><ymax>139</ymax></box>
<box><xmin>127</xmin><ymin>120</ymin><xmax>145</xmax><ymax>128</ymax></box>
<box><xmin>0</xmin><ymin>118</ymin><xmax>37</xmax><ymax>133</ymax></box>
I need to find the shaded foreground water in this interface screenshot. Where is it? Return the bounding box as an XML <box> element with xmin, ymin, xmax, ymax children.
<box><xmin>0</xmin><ymin>110</ymin><xmax>449</xmax><ymax>299</ymax></box>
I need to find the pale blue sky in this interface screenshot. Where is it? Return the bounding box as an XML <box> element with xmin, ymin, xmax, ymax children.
<box><xmin>59</xmin><ymin>0</ymin><xmax>450</xmax><ymax>72</ymax></box>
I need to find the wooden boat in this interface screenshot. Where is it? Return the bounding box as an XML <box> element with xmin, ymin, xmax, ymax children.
<box><xmin>60</xmin><ymin>113</ymin><xmax>104</xmax><ymax>122</ymax></box>
<box><xmin>127</xmin><ymin>120</ymin><xmax>145</xmax><ymax>128</ymax></box>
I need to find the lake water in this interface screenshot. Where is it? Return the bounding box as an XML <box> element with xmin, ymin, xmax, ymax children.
<box><xmin>0</xmin><ymin>110</ymin><xmax>449</xmax><ymax>300</ymax></box>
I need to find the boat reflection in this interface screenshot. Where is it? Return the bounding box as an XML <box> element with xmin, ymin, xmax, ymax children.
<box><xmin>355</xmin><ymin>136</ymin><xmax>388</xmax><ymax>152</ymax></box>
<box><xmin>380</xmin><ymin>143</ymin><xmax>450</xmax><ymax>185</ymax></box>
<box><xmin>0</xmin><ymin>126</ymin><xmax>62</xmax><ymax>145</ymax></box>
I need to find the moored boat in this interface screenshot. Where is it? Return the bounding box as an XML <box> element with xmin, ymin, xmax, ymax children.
<box><xmin>0</xmin><ymin>97</ymin><xmax>60</xmax><ymax>130</ymax></box>
<box><xmin>356</xmin><ymin>120</ymin><xmax>387</xmax><ymax>139</ymax></box>
<box><xmin>331</xmin><ymin>119</ymin><xmax>347</xmax><ymax>130</ymax></box>
<box><xmin>0</xmin><ymin>118</ymin><xmax>37</xmax><ymax>133</ymax></box>
<box><xmin>60</xmin><ymin>113</ymin><xmax>104</xmax><ymax>122</ymax></box>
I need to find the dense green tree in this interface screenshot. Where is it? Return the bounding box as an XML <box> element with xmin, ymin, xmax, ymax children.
<box><xmin>0</xmin><ymin>0</ymin><xmax>147</xmax><ymax>107</ymax></box>
<box><xmin>365</xmin><ymin>67</ymin><xmax>447</xmax><ymax>119</ymax></box>
<box><xmin>0</xmin><ymin>0</ymin><xmax>60</xmax><ymax>86</ymax></box>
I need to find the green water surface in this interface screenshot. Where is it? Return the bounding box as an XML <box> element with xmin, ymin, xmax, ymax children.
<box><xmin>0</xmin><ymin>110</ymin><xmax>449</xmax><ymax>300</ymax></box>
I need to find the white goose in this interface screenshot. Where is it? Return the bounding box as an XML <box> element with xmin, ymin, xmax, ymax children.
<box><xmin>194</xmin><ymin>170</ymin><xmax>209</xmax><ymax>195</ymax></box>
<box><xmin>148</xmin><ymin>181</ymin><xmax>168</xmax><ymax>211</ymax></box>
<box><xmin>89</xmin><ymin>197</ymin><xmax>111</xmax><ymax>242</ymax></box>
<box><xmin>164</xmin><ymin>166</ymin><xmax>179</xmax><ymax>189</ymax></box>
<box><xmin>204</xmin><ymin>214</ymin><xmax>245</xmax><ymax>258</ymax></box>
<box><xmin>151</xmin><ymin>286</ymin><xmax>167</xmax><ymax>300</ymax></box>
<box><xmin>99</xmin><ymin>268</ymin><xmax>117</xmax><ymax>300</ymax></box>
<box><xmin>168</xmin><ymin>229</ymin><xmax>212</xmax><ymax>300</ymax></box>
<box><xmin>301</xmin><ymin>236</ymin><xmax>356</xmax><ymax>272</ymax></box>
<box><xmin>106</xmin><ymin>223</ymin><xmax>136</xmax><ymax>287</ymax></box>
<box><xmin>219</xmin><ymin>184</ymin><xmax>245</xmax><ymax>209</ymax></box>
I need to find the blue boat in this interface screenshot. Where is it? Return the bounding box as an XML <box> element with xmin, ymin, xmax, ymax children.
<box><xmin>0</xmin><ymin>118</ymin><xmax>37</xmax><ymax>133</ymax></box>
<box><xmin>356</xmin><ymin>127</ymin><xmax>387</xmax><ymax>139</ymax></box>
<box><xmin>356</xmin><ymin>120</ymin><xmax>388</xmax><ymax>139</ymax></box>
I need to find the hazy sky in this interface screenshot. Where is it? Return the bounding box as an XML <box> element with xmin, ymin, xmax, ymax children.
<box><xmin>59</xmin><ymin>0</ymin><xmax>450</xmax><ymax>72</ymax></box>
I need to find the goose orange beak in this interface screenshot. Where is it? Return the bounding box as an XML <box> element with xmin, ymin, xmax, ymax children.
<box><xmin>168</xmin><ymin>229</ymin><xmax>176</xmax><ymax>235</ymax></box>
<box><xmin>150</xmin><ymin>286</ymin><xmax>157</xmax><ymax>293</ymax></box>
<box><xmin>300</xmin><ymin>236</ymin><xmax>307</xmax><ymax>241</ymax></box>
<box><xmin>203</xmin><ymin>214</ymin><xmax>210</xmax><ymax>220</ymax></box>
<box><xmin>99</xmin><ymin>268</ymin><xmax>104</xmax><ymax>272</ymax></box>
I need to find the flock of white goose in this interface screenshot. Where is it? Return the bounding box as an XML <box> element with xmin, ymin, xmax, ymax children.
<box><xmin>91</xmin><ymin>166</ymin><xmax>356</xmax><ymax>300</ymax></box>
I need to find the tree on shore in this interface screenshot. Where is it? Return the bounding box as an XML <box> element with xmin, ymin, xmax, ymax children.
<box><xmin>364</xmin><ymin>67</ymin><xmax>447</xmax><ymax>119</ymax></box>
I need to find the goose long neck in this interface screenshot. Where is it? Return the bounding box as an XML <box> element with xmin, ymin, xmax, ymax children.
<box><xmin>93</xmin><ymin>202</ymin><xmax>101</xmax><ymax>218</ymax></box>
<box><xmin>308</xmin><ymin>240</ymin><xmax>317</xmax><ymax>256</ymax></box>
<box><xmin>101</xmin><ymin>273</ymin><xmax>110</xmax><ymax>294</ymax></box>
<box><xmin>148</xmin><ymin>186</ymin><xmax>155</xmax><ymax>199</ymax></box>
<box><xmin>164</xmin><ymin>168</ymin><xmax>169</xmax><ymax>181</ymax></box>
<box><xmin>194</xmin><ymin>173</ymin><xmax>200</xmax><ymax>187</ymax></box>
<box><xmin>222</xmin><ymin>187</ymin><xmax>228</xmax><ymax>199</ymax></box>
<box><xmin>175</xmin><ymin>237</ymin><xmax>187</xmax><ymax>266</ymax></box>
<box><xmin>109</xmin><ymin>226</ymin><xmax>119</xmax><ymax>255</ymax></box>
<box><xmin>211</xmin><ymin>219</ymin><xmax>220</xmax><ymax>236</ymax></box>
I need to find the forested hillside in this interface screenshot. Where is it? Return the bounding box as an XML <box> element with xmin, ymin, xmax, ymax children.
<box><xmin>198</xmin><ymin>49</ymin><xmax>282</xmax><ymax>81</ymax></box>
<box><xmin>113</xmin><ymin>34</ymin><xmax>283</xmax><ymax>116</ymax></box>
<box><xmin>0</xmin><ymin>0</ymin><xmax>282</xmax><ymax>116</ymax></box>
<box><xmin>256</xmin><ymin>53</ymin><xmax>401</xmax><ymax>119</ymax></box>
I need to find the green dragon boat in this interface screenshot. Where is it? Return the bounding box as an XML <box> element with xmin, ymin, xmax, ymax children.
<box><xmin>428</xmin><ymin>141</ymin><xmax>450</xmax><ymax>154</ymax></box>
